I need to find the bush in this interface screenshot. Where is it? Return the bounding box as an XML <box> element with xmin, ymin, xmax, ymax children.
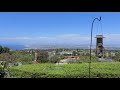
<box><xmin>0</xmin><ymin>46</ymin><xmax>10</xmax><ymax>54</ymax></box>
<box><xmin>76</xmin><ymin>56</ymin><xmax>99</xmax><ymax>63</ymax></box>
<box><xmin>9</xmin><ymin>62</ymin><xmax>120</xmax><ymax>78</ymax></box>
<box><xmin>0</xmin><ymin>61</ymin><xmax>8</xmax><ymax>78</ymax></box>
<box><xmin>49</xmin><ymin>55</ymin><xmax>60</xmax><ymax>63</ymax></box>
<box><xmin>0</xmin><ymin>51</ymin><xmax>33</xmax><ymax>64</ymax></box>
<box><xmin>36</xmin><ymin>51</ymin><xmax>49</xmax><ymax>63</ymax></box>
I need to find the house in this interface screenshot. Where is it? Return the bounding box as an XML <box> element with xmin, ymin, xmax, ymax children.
<box><xmin>64</xmin><ymin>56</ymin><xmax>80</xmax><ymax>60</ymax></box>
<box><xmin>57</xmin><ymin>56</ymin><xmax>80</xmax><ymax>64</ymax></box>
<box><xmin>59</xmin><ymin>51</ymin><xmax>73</xmax><ymax>55</ymax></box>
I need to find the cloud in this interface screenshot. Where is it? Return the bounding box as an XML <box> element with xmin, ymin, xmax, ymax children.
<box><xmin>0</xmin><ymin>37</ymin><xmax>50</xmax><ymax>40</ymax></box>
<box><xmin>104</xmin><ymin>34</ymin><xmax>120</xmax><ymax>42</ymax></box>
<box><xmin>57</xmin><ymin>34</ymin><xmax>90</xmax><ymax>40</ymax></box>
<box><xmin>1</xmin><ymin>33</ymin><xmax>120</xmax><ymax>46</ymax></box>
<box><xmin>0</xmin><ymin>34</ymin><xmax>91</xmax><ymax>45</ymax></box>
<box><xmin>105</xmin><ymin>34</ymin><xmax>120</xmax><ymax>39</ymax></box>
<box><xmin>0</xmin><ymin>34</ymin><xmax>90</xmax><ymax>41</ymax></box>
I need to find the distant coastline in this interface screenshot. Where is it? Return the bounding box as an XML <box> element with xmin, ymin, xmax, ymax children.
<box><xmin>0</xmin><ymin>44</ymin><xmax>120</xmax><ymax>50</ymax></box>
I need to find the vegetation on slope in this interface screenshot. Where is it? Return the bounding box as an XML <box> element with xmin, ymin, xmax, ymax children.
<box><xmin>9</xmin><ymin>62</ymin><xmax>120</xmax><ymax>78</ymax></box>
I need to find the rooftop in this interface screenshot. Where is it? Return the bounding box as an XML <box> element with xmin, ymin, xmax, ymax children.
<box><xmin>95</xmin><ymin>35</ymin><xmax>105</xmax><ymax>38</ymax></box>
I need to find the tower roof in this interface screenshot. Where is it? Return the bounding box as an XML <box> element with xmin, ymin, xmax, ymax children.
<box><xmin>95</xmin><ymin>35</ymin><xmax>105</xmax><ymax>38</ymax></box>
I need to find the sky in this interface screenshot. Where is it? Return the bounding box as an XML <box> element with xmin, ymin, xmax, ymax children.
<box><xmin>0</xmin><ymin>12</ymin><xmax>120</xmax><ymax>47</ymax></box>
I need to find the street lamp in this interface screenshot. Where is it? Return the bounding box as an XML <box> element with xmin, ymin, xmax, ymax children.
<box><xmin>89</xmin><ymin>17</ymin><xmax>101</xmax><ymax>78</ymax></box>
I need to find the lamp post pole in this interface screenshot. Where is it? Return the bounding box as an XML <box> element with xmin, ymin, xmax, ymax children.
<box><xmin>89</xmin><ymin>17</ymin><xmax>101</xmax><ymax>78</ymax></box>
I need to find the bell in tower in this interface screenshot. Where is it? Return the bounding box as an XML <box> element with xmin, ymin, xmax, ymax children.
<box><xmin>95</xmin><ymin>35</ymin><xmax>105</xmax><ymax>58</ymax></box>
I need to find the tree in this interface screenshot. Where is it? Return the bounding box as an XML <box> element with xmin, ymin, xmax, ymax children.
<box><xmin>72</xmin><ymin>51</ymin><xmax>80</xmax><ymax>56</ymax></box>
<box><xmin>0</xmin><ymin>61</ymin><xmax>9</xmax><ymax>78</ymax></box>
<box><xmin>72</xmin><ymin>51</ymin><xmax>76</xmax><ymax>56</ymax></box>
<box><xmin>0</xmin><ymin>46</ymin><xmax>3</xmax><ymax>54</ymax></box>
<box><xmin>113</xmin><ymin>51</ymin><xmax>120</xmax><ymax>62</ymax></box>
<box><xmin>86</xmin><ymin>53</ymin><xmax>90</xmax><ymax>56</ymax></box>
<box><xmin>49</xmin><ymin>55</ymin><xmax>60</xmax><ymax>63</ymax></box>
<box><xmin>36</xmin><ymin>51</ymin><xmax>49</xmax><ymax>63</ymax></box>
<box><xmin>0</xmin><ymin>46</ymin><xmax>10</xmax><ymax>54</ymax></box>
<box><xmin>3</xmin><ymin>47</ymin><xmax>10</xmax><ymax>53</ymax></box>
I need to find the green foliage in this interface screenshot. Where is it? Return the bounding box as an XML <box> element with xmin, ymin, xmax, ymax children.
<box><xmin>0</xmin><ymin>51</ymin><xmax>33</xmax><ymax>65</ymax></box>
<box><xmin>112</xmin><ymin>51</ymin><xmax>120</xmax><ymax>62</ymax></box>
<box><xmin>72</xmin><ymin>51</ymin><xmax>80</xmax><ymax>56</ymax></box>
<box><xmin>49</xmin><ymin>55</ymin><xmax>60</xmax><ymax>63</ymax></box>
<box><xmin>76</xmin><ymin>56</ymin><xmax>99</xmax><ymax>63</ymax></box>
<box><xmin>0</xmin><ymin>46</ymin><xmax>3</xmax><ymax>54</ymax></box>
<box><xmin>0</xmin><ymin>61</ymin><xmax>8</xmax><ymax>78</ymax></box>
<box><xmin>9</xmin><ymin>62</ymin><xmax>120</xmax><ymax>78</ymax></box>
<box><xmin>11</xmin><ymin>51</ymin><xmax>33</xmax><ymax>64</ymax></box>
<box><xmin>3</xmin><ymin>47</ymin><xmax>10</xmax><ymax>53</ymax></box>
<box><xmin>0</xmin><ymin>53</ymin><xmax>13</xmax><ymax>62</ymax></box>
<box><xmin>36</xmin><ymin>51</ymin><xmax>49</xmax><ymax>63</ymax></box>
<box><xmin>0</xmin><ymin>46</ymin><xmax>10</xmax><ymax>54</ymax></box>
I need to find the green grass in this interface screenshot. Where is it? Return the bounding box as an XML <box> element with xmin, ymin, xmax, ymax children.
<box><xmin>9</xmin><ymin>62</ymin><xmax>120</xmax><ymax>78</ymax></box>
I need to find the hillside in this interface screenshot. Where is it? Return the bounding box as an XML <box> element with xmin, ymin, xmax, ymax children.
<box><xmin>9</xmin><ymin>62</ymin><xmax>120</xmax><ymax>78</ymax></box>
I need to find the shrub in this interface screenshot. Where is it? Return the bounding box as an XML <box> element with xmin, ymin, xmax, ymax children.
<box><xmin>36</xmin><ymin>51</ymin><xmax>49</xmax><ymax>63</ymax></box>
<box><xmin>0</xmin><ymin>61</ymin><xmax>8</xmax><ymax>78</ymax></box>
<box><xmin>49</xmin><ymin>55</ymin><xmax>60</xmax><ymax>63</ymax></box>
<box><xmin>9</xmin><ymin>62</ymin><xmax>120</xmax><ymax>78</ymax></box>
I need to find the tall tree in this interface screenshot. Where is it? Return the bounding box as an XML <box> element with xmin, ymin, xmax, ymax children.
<box><xmin>37</xmin><ymin>51</ymin><xmax>49</xmax><ymax>63</ymax></box>
<box><xmin>3</xmin><ymin>47</ymin><xmax>10</xmax><ymax>53</ymax></box>
<box><xmin>0</xmin><ymin>46</ymin><xmax>3</xmax><ymax>54</ymax></box>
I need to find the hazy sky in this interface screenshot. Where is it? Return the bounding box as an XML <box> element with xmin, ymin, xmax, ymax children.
<box><xmin>0</xmin><ymin>12</ymin><xmax>120</xmax><ymax>46</ymax></box>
